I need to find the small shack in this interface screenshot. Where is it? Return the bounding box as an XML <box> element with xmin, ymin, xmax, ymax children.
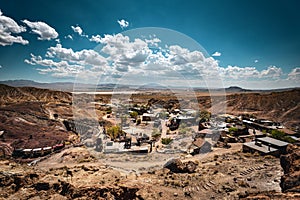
<box><xmin>142</xmin><ymin>113</ymin><xmax>155</xmax><ymax>121</ymax></box>
<box><xmin>104</xmin><ymin>141</ymin><xmax>124</xmax><ymax>153</ymax></box>
<box><xmin>188</xmin><ymin>138</ymin><xmax>212</xmax><ymax>155</ymax></box>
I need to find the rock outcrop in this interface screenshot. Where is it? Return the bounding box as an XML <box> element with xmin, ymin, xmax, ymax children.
<box><xmin>163</xmin><ymin>158</ymin><xmax>198</xmax><ymax>173</ymax></box>
<box><xmin>0</xmin><ymin>167</ymin><xmax>141</xmax><ymax>200</ymax></box>
<box><xmin>280</xmin><ymin>144</ymin><xmax>300</xmax><ymax>192</ymax></box>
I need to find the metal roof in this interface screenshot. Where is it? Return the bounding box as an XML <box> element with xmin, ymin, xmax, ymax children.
<box><xmin>177</xmin><ymin>116</ymin><xmax>195</xmax><ymax>120</ymax></box>
<box><xmin>243</xmin><ymin>141</ymin><xmax>278</xmax><ymax>153</ymax></box>
<box><xmin>23</xmin><ymin>149</ymin><xmax>32</xmax><ymax>152</ymax></box>
<box><xmin>257</xmin><ymin>137</ymin><xmax>289</xmax><ymax>147</ymax></box>
<box><xmin>242</xmin><ymin>120</ymin><xmax>253</xmax><ymax>124</ymax></box>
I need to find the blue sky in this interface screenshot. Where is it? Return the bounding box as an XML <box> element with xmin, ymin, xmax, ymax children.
<box><xmin>0</xmin><ymin>0</ymin><xmax>299</xmax><ymax>89</ymax></box>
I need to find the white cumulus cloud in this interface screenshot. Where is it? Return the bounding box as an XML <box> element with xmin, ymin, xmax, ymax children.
<box><xmin>71</xmin><ymin>25</ymin><xmax>88</xmax><ymax>38</ymax></box>
<box><xmin>71</xmin><ymin>25</ymin><xmax>83</xmax><ymax>35</ymax></box>
<box><xmin>117</xmin><ymin>19</ymin><xmax>129</xmax><ymax>29</ymax></box>
<box><xmin>89</xmin><ymin>34</ymin><xmax>101</xmax><ymax>43</ymax></box>
<box><xmin>99</xmin><ymin>33</ymin><xmax>150</xmax><ymax>71</ymax></box>
<box><xmin>25</xmin><ymin>43</ymin><xmax>108</xmax><ymax>78</ymax></box>
<box><xmin>212</xmin><ymin>51</ymin><xmax>221</xmax><ymax>57</ymax></box>
<box><xmin>65</xmin><ymin>35</ymin><xmax>73</xmax><ymax>40</ymax></box>
<box><xmin>218</xmin><ymin>65</ymin><xmax>259</xmax><ymax>80</ymax></box>
<box><xmin>0</xmin><ymin>10</ymin><xmax>28</xmax><ymax>46</ymax></box>
<box><xmin>218</xmin><ymin>65</ymin><xmax>284</xmax><ymax>80</ymax></box>
<box><xmin>25</xmin><ymin>54</ymin><xmax>85</xmax><ymax>77</ymax></box>
<box><xmin>22</xmin><ymin>19</ymin><xmax>58</xmax><ymax>40</ymax></box>
<box><xmin>145</xmin><ymin>38</ymin><xmax>161</xmax><ymax>47</ymax></box>
<box><xmin>288</xmin><ymin>67</ymin><xmax>300</xmax><ymax>81</ymax></box>
<box><xmin>260</xmin><ymin>66</ymin><xmax>282</xmax><ymax>78</ymax></box>
<box><xmin>46</xmin><ymin>44</ymin><xmax>107</xmax><ymax>67</ymax></box>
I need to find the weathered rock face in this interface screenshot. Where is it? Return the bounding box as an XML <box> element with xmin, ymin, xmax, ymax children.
<box><xmin>163</xmin><ymin>158</ymin><xmax>198</xmax><ymax>173</ymax></box>
<box><xmin>0</xmin><ymin>171</ymin><xmax>39</xmax><ymax>194</ymax></box>
<box><xmin>280</xmin><ymin>144</ymin><xmax>300</xmax><ymax>192</ymax></box>
<box><xmin>0</xmin><ymin>170</ymin><xmax>141</xmax><ymax>200</ymax></box>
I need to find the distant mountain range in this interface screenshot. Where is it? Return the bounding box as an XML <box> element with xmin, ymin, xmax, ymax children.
<box><xmin>0</xmin><ymin>79</ymin><xmax>298</xmax><ymax>93</ymax></box>
<box><xmin>0</xmin><ymin>80</ymin><xmax>95</xmax><ymax>92</ymax></box>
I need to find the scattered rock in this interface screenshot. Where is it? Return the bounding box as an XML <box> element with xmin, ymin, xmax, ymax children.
<box><xmin>222</xmin><ymin>185</ymin><xmax>235</xmax><ymax>193</ymax></box>
<box><xmin>34</xmin><ymin>182</ymin><xmax>50</xmax><ymax>191</ymax></box>
<box><xmin>184</xmin><ymin>191</ymin><xmax>191</xmax><ymax>197</ymax></box>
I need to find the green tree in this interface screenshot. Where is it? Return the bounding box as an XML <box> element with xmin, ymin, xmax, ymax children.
<box><xmin>130</xmin><ymin>111</ymin><xmax>138</xmax><ymax>119</ymax></box>
<box><xmin>198</xmin><ymin>110</ymin><xmax>211</xmax><ymax>122</ymax></box>
<box><xmin>107</xmin><ymin>125</ymin><xmax>122</xmax><ymax>140</ymax></box>
<box><xmin>270</xmin><ymin>129</ymin><xmax>296</xmax><ymax>143</ymax></box>
<box><xmin>270</xmin><ymin>129</ymin><xmax>285</xmax><ymax>139</ymax></box>
<box><xmin>229</xmin><ymin>127</ymin><xmax>238</xmax><ymax>134</ymax></box>
<box><xmin>161</xmin><ymin>138</ymin><xmax>173</xmax><ymax>145</ymax></box>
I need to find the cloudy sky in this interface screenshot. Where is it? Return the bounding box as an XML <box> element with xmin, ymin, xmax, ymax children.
<box><xmin>0</xmin><ymin>0</ymin><xmax>299</xmax><ymax>89</ymax></box>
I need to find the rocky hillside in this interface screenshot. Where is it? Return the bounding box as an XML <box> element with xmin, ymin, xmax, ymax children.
<box><xmin>0</xmin><ymin>84</ymin><xmax>71</xmax><ymax>104</ymax></box>
<box><xmin>0</xmin><ymin>84</ymin><xmax>75</xmax><ymax>155</ymax></box>
<box><xmin>225</xmin><ymin>89</ymin><xmax>300</xmax><ymax>129</ymax></box>
<box><xmin>0</xmin><ymin>101</ymin><xmax>74</xmax><ymax>152</ymax></box>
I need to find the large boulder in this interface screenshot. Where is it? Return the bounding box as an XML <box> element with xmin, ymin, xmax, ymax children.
<box><xmin>163</xmin><ymin>158</ymin><xmax>197</xmax><ymax>173</ymax></box>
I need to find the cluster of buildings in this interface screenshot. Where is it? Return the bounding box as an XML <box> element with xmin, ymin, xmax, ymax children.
<box><xmin>62</xmin><ymin>100</ymin><xmax>298</xmax><ymax>158</ymax></box>
<box><xmin>95</xmin><ymin>128</ymin><xmax>154</xmax><ymax>154</ymax></box>
<box><xmin>95</xmin><ymin>100</ymin><xmax>298</xmax><ymax>157</ymax></box>
<box><xmin>209</xmin><ymin>114</ymin><xmax>298</xmax><ymax>156</ymax></box>
<box><xmin>82</xmin><ymin>104</ymin><xmax>200</xmax><ymax>154</ymax></box>
<box><xmin>191</xmin><ymin>112</ymin><xmax>300</xmax><ymax>157</ymax></box>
